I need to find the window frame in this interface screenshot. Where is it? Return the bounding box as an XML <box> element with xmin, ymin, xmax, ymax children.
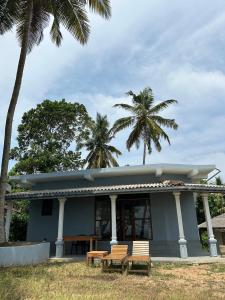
<box><xmin>41</xmin><ymin>199</ymin><xmax>53</xmax><ymax>216</ymax></box>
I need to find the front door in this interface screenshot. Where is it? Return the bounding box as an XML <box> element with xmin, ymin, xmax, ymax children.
<box><xmin>116</xmin><ymin>197</ymin><xmax>152</xmax><ymax>241</ymax></box>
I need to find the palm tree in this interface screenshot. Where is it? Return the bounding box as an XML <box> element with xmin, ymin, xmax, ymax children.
<box><xmin>0</xmin><ymin>0</ymin><xmax>111</xmax><ymax>242</ymax></box>
<box><xmin>112</xmin><ymin>87</ymin><xmax>178</xmax><ymax>165</ymax></box>
<box><xmin>82</xmin><ymin>113</ymin><xmax>122</xmax><ymax>168</ymax></box>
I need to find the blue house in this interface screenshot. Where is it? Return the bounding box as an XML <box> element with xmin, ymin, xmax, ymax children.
<box><xmin>6</xmin><ymin>164</ymin><xmax>225</xmax><ymax>258</ymax></box>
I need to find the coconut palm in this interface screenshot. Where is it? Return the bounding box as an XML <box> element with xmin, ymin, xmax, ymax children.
<box><xmin>82</xmin><ymin>113</ymin><xmax>122</xmax><ymax>168</ymax></box>
<box><xmin>0</xmin><ymin>0</ymin><xmax>111</xmax><ymax>242</ymax></box>
<box><xmin>112</xmin><ymin>87</ymin><xmax>178</xmax><ymax>165</ymax></box>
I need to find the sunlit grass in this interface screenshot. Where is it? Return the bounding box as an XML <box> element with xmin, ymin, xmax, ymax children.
<box><xmin>0</xmin><ymin>262</ymin><xmax>225</xmax><ymax>300</ymax></box>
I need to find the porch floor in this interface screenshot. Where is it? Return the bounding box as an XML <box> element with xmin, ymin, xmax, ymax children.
<box><xmin>49</xmin><ymin>255</ymin><xmax>225</xmax><ymax>264</ymax></box>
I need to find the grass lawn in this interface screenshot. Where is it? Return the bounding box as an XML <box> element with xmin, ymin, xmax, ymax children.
<box><xmin>0</xmin><ymin>261</ymin><xmax>225</xmax><ymax>300</ymax></box>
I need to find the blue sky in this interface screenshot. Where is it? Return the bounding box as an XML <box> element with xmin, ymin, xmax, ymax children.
<box><xmin>0</xmin><ymin>0</ymin><xmax>225</xmax><ymax>179</ymax></box>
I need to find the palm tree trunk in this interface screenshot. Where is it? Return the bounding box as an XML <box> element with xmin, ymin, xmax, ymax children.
<box><xmin>143</xmin><ymin>141</ymin><xmax>147</xmax><ymax>165</ymax></box>
<box><xmin>0</xmin><ymin>0</ymin><xmax>33</xmax><ymax>243</ymax></box>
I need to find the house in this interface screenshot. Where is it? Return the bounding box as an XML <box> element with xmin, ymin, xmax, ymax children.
<box><xmin>6</xmin><ymin>163</ymin><xmax>225</xmax><ymax>258</ymax></box>
<box><xmin>199</xmin><ymin>213</ymin><xmax>225</xmax><ymax>246</ymax></box>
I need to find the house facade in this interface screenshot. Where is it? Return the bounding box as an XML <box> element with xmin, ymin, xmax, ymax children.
<box><xmin>6</xmin><ymin>164</ymin><xmax>225</xmax><ymax>258</ymax></box>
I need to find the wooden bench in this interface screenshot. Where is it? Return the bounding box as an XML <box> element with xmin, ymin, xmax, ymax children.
<box><xmin>127</xmin><ymin>241</ymin><xmax>151</xmax><ymax>276</ymax></box>
<box><xmin>102</xmin><ymin>245</ymin><xmax>128</xmax><ymax>274</ymax></box>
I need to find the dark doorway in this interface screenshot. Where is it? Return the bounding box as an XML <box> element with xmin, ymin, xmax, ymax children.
<box><xmin>116</xmin><ymin>195</ymin><xmax>152</xmax><ymax>241</ymax></box>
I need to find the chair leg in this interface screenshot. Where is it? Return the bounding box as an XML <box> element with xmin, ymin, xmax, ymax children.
<box><xmin>101</xmin><ymin>260</ymin><xmax>105</xmax><ymax>272</ymax></box>
<box><xmin>147</xmin><ymin>262</ymin><xmax>151</xmax><ymax>276</ymax></box>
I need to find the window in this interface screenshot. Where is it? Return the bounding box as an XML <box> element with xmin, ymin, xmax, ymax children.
<box><xmin>41</xmin><ymin>199</ymin><xmax>53</xmax><ymax>216</ymax></box>
<box><xmin>95</xmin><ymin>197</ymin><xmax>111</xmax><ymax>240</ymax></box>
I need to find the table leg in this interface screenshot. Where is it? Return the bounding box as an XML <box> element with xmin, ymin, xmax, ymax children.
<box><xmin>90</xmin><ymin>238</ymin><xmax>93</xmax><ymax>251</ymax></box>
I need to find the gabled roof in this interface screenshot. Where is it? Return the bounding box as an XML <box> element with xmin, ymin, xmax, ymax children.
<box><xmin>9</xmin><ymin>163</ymin><xmax>216</xmax><ymax>186</ymax></box>
<box><xmin>6</xmin><ymin>182</ymin><xmax>225</xmax><ymax>201</ymax></box>
<box><xmin>199</xmin><ymin>213</ymin><xmax>225</xmax><ymax>229</ymax></box>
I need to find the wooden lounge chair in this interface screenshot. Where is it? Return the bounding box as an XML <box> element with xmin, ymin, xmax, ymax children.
<box><xmin>127</xmin><ymin>241</ymin><xmax>151</xmax><ymax>276</ymax></box>
<box><xmin>101</xmin><ymin>245</ymin><xmax>128</xmax><ymax>274</ymax></box>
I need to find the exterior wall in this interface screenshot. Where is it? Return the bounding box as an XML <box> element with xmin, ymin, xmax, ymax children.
<box><xmin>32</xmin><ymin>174</ymin><xmax>191</xmax><ymax>191</ymax></box>
<box><xmin>98</xmin><ymin>192</ymin><xmax>203</xmax><ymax>256</ymax></box>
<box><xmin>27</xmin><ymin>192</ymin><xmax>203</xmax><ymax>257</ymax></box>
<box><xmin>27</xmin><ymin>197</ymin><xmax>95</xmax><ymax>254</ymax></box>
<box><xmin>0</xmin><ymin>242</ymin><xmax>50</xmax><ymax>267</ymax></box>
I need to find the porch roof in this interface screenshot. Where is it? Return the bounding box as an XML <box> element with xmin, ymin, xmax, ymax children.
<box><xmin>198</xmin><ymin>213</ymin><xmax>225</xmax><ymax>229</ymax></box>
<box><xmin>9</xmin><ymin>163</ymin><xmax>216</xmax><ymax>186</ymax></box>
<box><xmin>6</xmin><ymin>182</ymin><xmax>225</xmax><ymax>201</ymax></box>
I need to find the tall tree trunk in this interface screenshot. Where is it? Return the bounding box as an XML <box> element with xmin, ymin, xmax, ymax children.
<box><xmin>0</xmin><ymin>0</ymin><xmax>33</xmax><ymax>243</ymax></box>
<box><xmin>143</xmin><ymin>141</ymin><xmax>147</xmax><ymax>165</ymax></box>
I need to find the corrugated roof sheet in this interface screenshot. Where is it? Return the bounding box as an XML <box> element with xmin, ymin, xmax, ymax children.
<box><xmin>199</xmin><ymin>213</ymin><xmax>225</xmax><ymax>229</ymax></box>
<box><xmin>6</xmin><ymin>183</ymin><xmax>225</xmax><ymax>200</ymax></box>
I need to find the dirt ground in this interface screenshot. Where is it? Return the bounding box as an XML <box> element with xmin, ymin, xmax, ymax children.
<box><xmin>0</xmin><ymin>262</ymin><xmax>225</xmax><ymax>300</ymax></box>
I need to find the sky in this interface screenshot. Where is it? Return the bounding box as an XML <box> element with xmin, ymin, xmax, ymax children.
<box><xmin>0</xmin><ymin>0</ymin><xmax>225</xmax><ymax>180</ymax></box>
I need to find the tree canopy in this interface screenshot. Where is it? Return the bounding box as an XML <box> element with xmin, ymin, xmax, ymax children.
<box><xmin>10</xmin><ymin>99</ymin><xmax>93</xmax><ymax>174</ymax></box>
<box><xmin>79</xmin><ymin>113</ymin><xmax>122</xmax><ymax>169</ymax></box>
<box><xmin>112</xmin><ymin>87</ymin><xmax>178</xmax><ymax>164</ymax></box>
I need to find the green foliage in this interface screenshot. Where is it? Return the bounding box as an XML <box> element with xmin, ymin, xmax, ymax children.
<box><xmin>0</xmin><ymin>0</ymin><xmax>111</xmax><ymax>51</ymax></box>
<box><xmin>10</xmin><ymin>99</ymin><xmax>93</xmax><ymax>174</ymax></box>
<box><xmin>7</xmin><ymin>170</ymin><xmax>30</xmax><ymax>241</ymax></box>
<box><xmin>80</xmin><ymin>113</ymin><xmax>122</xmax><ymax>168</ymax></box>
<box><xmin>112</xmin><ymin>87</ymin><xmax>178</xmax><ymax>163</ymax></box>
<box><xmin>200</xmin><ymin>230</ymin><xmax>208</xmax><ymax>249</ymax></box>
<box><xmin>196</xmin><ymin>178</ymin><xmax>225</xmax><ymax>225</ymax></box>
<box><xmin>10</xmin><ymin>200</ymin><xmax>29</xmax><ymax>241</ymax></box>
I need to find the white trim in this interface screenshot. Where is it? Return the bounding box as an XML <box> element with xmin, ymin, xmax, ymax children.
<box><xmin>10</xmin><ymin>163</ymin><xmax>216</xmax><ymax>186</ymax></box>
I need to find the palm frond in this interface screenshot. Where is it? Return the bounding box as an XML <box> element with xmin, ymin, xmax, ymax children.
<box><xmin>107</xmin><ymin>145</ymin><xmax>122</xmax><ymax>156</ymax></box>
<box><xmin>126</xmin><ymin>123</ymin><xmax>143</xmax><ymax>150</ymax></box>
<box><xmin>146</xmin><ymin>119</ymin><xmax>170</xmax><ymax>144</ymax></box>
<box><xmin>151</xmin><ymin>134</ymin><xmax>162</xmax><ymax>152</ymax></box>
<box><xmin>111</xmin><ymin>116</ymin><xmax>135</xmax><ymax>134</ymax></box>
<box><xmin>17</xmin><ymin>1</ymin><xmax>50</xmax><ymax>52</ymax></box>
<box><xmin>107</xmin><ymin>151</ymin><xmax>119</xmax><ymax>167</ymax></box>
<box><xmin>151</xmin><ymin>115</ymin><xmax>178</xmax><ymax>130</ymax></box>
<box><xmin>113</xmin><ymin>103</ymin><xmax>136</xmax><ymax>114</ymax></box>
<box><xmin>149</xmin><ymin>99</ymin><xmax>178</xmax><ymax>114</ymax></box>
<box><xmin>0</xmin><ymin>0</ymin><xmax>21</xmax><ymax>34</ymax></box>
<box><xmin>87</xmin><ymin>0</ymin><xmax>111</xmax><ymax>19</ymax></box>
<box><xmin>46</xmin><ymin>0</ymin><xmax>89</xmax><ymax>45</ymax></box>
<box><xmin>50</xmin><ymin>17</ymin><xmax>63</xmax><ymax>46</ymax></box>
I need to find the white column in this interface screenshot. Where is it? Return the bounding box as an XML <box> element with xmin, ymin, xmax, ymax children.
<box><xmin>202</xmin><ymin>193</ymin><xmax>217</xmax><ymax>257</ymax></box>
<box><xmin>173</xmin><ymin>192</ymin><xmax>188</xmax><ymax>258</ymax></box>
<box><xmin>5</xmin><ymin>201</ymin><xmax>13</xmax><ymax>242</ymax></box>
<box><xmin>109</xmin><ymin>195</ymin><xmax>118</xmax><ymax>246</ymax></box>
<box><xmin>193</xmin><ymin>192</ymin><xmax>198</xmax><ymax>204</ymax></box>
<box><xmin>55</xmin><ymin>198</ymin><xmax>67</xmax><ymax>258</ymax></box>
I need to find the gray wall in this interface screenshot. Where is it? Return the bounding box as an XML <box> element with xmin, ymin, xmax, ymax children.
<box><xmin>27</xmin><ymin>192</ymin><xmax>203</xmax><ymax>257</ymax></box>
<box><xmin>0</xmin><ymin>242</ymin><xmax>50</xmax><ymax>267</ymax></box>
